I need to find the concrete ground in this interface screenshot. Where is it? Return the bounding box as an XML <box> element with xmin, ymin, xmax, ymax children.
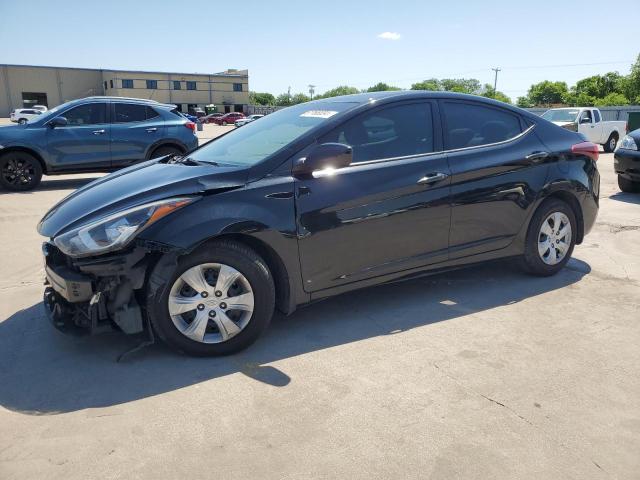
<box><xmin>0</xmin><ymin>143</ymin><xmax>638</xmax><ymax>479</ymax></box>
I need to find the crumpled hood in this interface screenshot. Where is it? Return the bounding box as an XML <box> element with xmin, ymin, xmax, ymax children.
<box><xmin>37</xmin><ymin>158</ymin><xmax>248</xmax><ymax>238</ymax></box>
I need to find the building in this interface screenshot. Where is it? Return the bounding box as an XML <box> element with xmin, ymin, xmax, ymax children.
<box><xmin>0</xmin><ymin>64</ymin><xmax>249</xmax><ymax>117</ymax></box>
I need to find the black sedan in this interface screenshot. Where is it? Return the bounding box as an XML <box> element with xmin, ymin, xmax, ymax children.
<box><xmin>614</xmin><ymin>130</ymin><xmax>640</xmax><ymax>192</ymax></box>
<box><xmin>38</xmin><ymin>91</ymin><xmax>600</xmax><ymax>356</ymax></box>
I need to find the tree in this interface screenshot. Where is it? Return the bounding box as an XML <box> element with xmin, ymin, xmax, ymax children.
<box><xmin>290</xmin><ymin>93</ymin><xmax>311</xmax><ymax>104</ymax></box>
<box><xmin>624</xmin><ymin>54</ymin><xmax>640</xmax><ymax>103</ymax></box>
<box><xmin>480</xmin><ymin>84</ymin><xmax>511</xmax><ymax>104</ymax></box>
<box><xmin>411</xmin><ymin>79</ymin><xmax>441</xmax><ymax>91</ymax></box>
<box><xmin>440</xmin><ymin>78</ymin><xmax>481</xmax><ymax>94</ymax></box>
<box><xmin>367</xmin><ymin>82</ymin><xmax>401</xmax><ymax>92</ymax></box>
<box><xmin>249</xmin><ymin>91</ymin><xmax>276</xmax><ymax>106</ymax></box>
<box><xmin>516</xmin><ymin>96</ymin><xmax>533</xmax><ymax>108</ymax></box>
<box><xmin>526</xmin><ymin>81</ymin><xmax>569</xmax><ymax>106</ymax></box>
<box><xmin>316</xmin><ymin>86</ymin><xmax>360</xmax><ymax>99</ymax></box>
<box><xmin>594</xmin><ymin>92</ymin><xmax>629</xmax><ymax>107</ymax></box>
<box><xmin>574</xmin><ymin>72</ymin><xmax>625</xmax><ymax>99</ymax></box>
<box><xmin>275</xmin><ymin>93</ymin><xmax>292</xmax><ymax>106</ymax></box>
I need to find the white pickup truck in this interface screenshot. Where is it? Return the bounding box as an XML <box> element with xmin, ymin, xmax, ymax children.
<box><xmin>541</xmin><ymin>107</ymin><xmax>627</xmax><ymax>152</ymax></box>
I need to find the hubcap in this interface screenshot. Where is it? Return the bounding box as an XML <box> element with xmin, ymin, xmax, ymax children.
<box><xmin>610</xmin><ymin>138</ymin><xmax>616</xmax><ymax>150</ymax></box>
<box><xmin>2</xmin><ymin>158</ymin><xmax>36</xmax><ymax>186</ymax></box>
<box><xmin>168</xmin><ymin>263</ymin><xmax>254</xmax><ymax>344</ymax></box>
<box><xmin>538</xmin><ymin>212</ymin><xmax>572</xmax><ymax>265</ymax></box>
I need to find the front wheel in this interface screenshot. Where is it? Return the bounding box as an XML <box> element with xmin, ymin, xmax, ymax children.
<box><xmin>150</xmin><ymin>145</ymin><xmax>182</xmax><ymax>159</ymax></box>
<box><xmin>18</xmin><ymin>119</ymin><xmax>27</xmax><ymax>125</ymax></box>
<box><xmin>0</xmin><ymin>151</ymin><xmax>43</xmax><ymax>191</ymax></box>
<box><xmin>603</xmin><ymin>133</ymin><xmax>618</xmax><ymax>153</ymax></box>
<box><xmin>147</xmin><ymin>240</ymin><xmax>275</xmax><ymax>356</ymax></box>
<box><xmin>521</xmin><ymin>199</ymin><xmax>577</xmax><ymax>276</ymax></box>
<box><xmin>618</xmin><ymin>175</ymin><xmax>640</xmax><ymax>193</ymax></box>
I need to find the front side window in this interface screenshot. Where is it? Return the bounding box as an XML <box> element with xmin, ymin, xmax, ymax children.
<box><xmin>186</xmin><ymin>81</ymin><xmax>196</xmax><ymax>91</ymax></box>
<box><xmin>146</xmin><ymin>80</ymin><xmax>158</xmax><ymax>90</ymax></box>
<box><xmin>63</xmin><ymin>103</ymin><xmax>107</xmax><ymax>125</ymax></box>
<box><xmin>122</xmin><ymin>79</ymin><xmax>134</xmax><ymax>89</ymax></box>
<box><xmin>320</xmin><ymin>102</ymin><xmax>435</xmax><ymax>163</ymax></box>
<box><xmin>594</xmin><ymin>110</ymin><xmax>601</xmax><ymax>123</ymax></box>
<box><xmin>189</xmin><ymin>101</ymin><xmax>357</xmax><ymax>167</ymax></box>
<box><xmin>443</xmin><ymin>102</ymin><xmax>522</xmax><ymax>150</ymax></box>
<box><xmin>233</xmin><ymin>83</ymin><xmax>243</xmax><ymax>92</ymax></box>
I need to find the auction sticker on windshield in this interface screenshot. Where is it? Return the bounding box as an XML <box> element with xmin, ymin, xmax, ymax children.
<box><xmin>300</xmin><ymin>110</ymin><xmax>338</xmax><ymax>118</ymax></box>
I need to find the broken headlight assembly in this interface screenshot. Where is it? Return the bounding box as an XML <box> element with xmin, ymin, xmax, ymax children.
<box><xmin>53</xmin><ymin>197</ymin><xmax>196</xmax><ymax>258</ymax></box>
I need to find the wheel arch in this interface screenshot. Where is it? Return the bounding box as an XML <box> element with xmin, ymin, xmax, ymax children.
<box><xmin>536</xmin><ymin>190</ymin><xmax>585</xmax><ymax>244</ymax></box>
<box><xmin>146</xmin><ymin>141</ymin><xmax>187</xmax><ymax>160</ymax></box>
<box><xmin>0</xmin><ymin>146</ymin><xmax>48</xmax><ymax>173</ymax></box>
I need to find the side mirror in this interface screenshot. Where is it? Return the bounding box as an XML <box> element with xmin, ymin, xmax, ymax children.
<box><xmin>292</xmin><ymin>143</ymin><xmax>352</xmax><ymax>178</ymax></box>
<box><xmin>579</xmin><ymin>116</ymin><xmax>591</xmax><ymax>124</ymax></box>
<box><xmin>49</xmin><ymin>116</ymin><xmax>68</xmax><ymax>128</ymax></box>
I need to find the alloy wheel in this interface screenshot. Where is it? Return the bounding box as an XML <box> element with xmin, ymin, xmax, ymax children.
<box><xmin>168</xmin><ymin>263</ymin><xmax>254</xmax><ymax>344</ymax></box>
<box><xmin>610</xmin><ymin>137</ymin><xmax>616</xmax><ymax>151</ymax></box>
<box><xmin>537</xmin><ymin>212</ymin><xmax>572</xmax><ymax>265</ymax></box>
<box><xmin>2</xmin><ymin>157</ymin><xmax>36</xmax><ymax>187</ymax></box>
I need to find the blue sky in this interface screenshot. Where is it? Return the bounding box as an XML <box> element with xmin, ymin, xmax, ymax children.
<box><xmin>1</xmin><ymin>0</ymin><xmax>638</xmax><ymax>100</ymax></box>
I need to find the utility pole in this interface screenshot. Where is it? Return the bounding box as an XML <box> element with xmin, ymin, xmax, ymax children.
<box><xmin>492</xmin><ymin>67</ymin><xmax>501</xmax><ymax>96</ymax></box>
<box><xmin>308</xmin><ymin>84</ymin><xmax>316</xmax><ymax>100</ymax></box>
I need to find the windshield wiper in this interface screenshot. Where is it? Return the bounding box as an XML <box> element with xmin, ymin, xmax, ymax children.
<box><xmin>166</xmin><ymin>155</ymin><xmax>219</xmax><ymax>166</ymax></box>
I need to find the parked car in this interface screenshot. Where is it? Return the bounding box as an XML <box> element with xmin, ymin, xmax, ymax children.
<box><xmin>38</xmin><ymin>91</ymin><xmax>600</xmax><ymax>356</ymax></box>
<box><xmin>614</xmin><ymin>129</ymin><xmax>640</xmax><ymax>192</ymax></box>
<box><xmin>32</xmin><ymin>105</ymin><xmax>48</xmax><ymax>113</ymax></box>
<box><xmin>9</xmin><ymin>108</ymin><xmax>44</xmax><ymax>124</ymax></box>
<box><xmin>541</xmin><ymin>107</ymin><xmax>627</xmax><ymax>152</ymax></box>
<box><xmin>0</xmin><ymin>97</ymin><xmax>198</xmax><ymax>191</ymax></box>
<box><xmin>211</xmin><ymin>112</ymin><xmax>245</xmax><ymax>125</ymax></box>
<box><xmin>200</xmin><ymin>113</ymin><xmax>224</xmax><ymax>124</ymax></box>
<box><xmin>235</xmin><ymin>114</ymin><xmax>264</xmax><ymax>127</ymax></box>
<box><xmin>190</xmin><ymin>108</ymin><xmax>206</xmax><ymax>118</ymax></box>
<box><xmin>180</xmin><ymin>112</ymin><xmax>198</xmax><ymax>123</ymax></box>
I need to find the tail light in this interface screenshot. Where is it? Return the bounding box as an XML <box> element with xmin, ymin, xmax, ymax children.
<box><xmin>184</xmin><ymin>121</ymin><xmax>195</xmax><ymax>131</ymax></box>
<box><xmin>572</xmin><ymin>141</ymin><xmax>599</xmax><ymax>162</ymax></box>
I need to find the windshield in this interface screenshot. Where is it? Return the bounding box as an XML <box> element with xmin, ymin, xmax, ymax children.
<box><xmin>188</xmin><ymin>102</ymin><xmax>358</xmax><ymax>166</ymax></box>
<box><xmin>541</xmin><ymin>109</ymin><xmax>580</xmax><ymax>123</ymax></box>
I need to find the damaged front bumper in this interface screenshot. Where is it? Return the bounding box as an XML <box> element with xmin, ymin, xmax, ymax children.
<box><xmin>42</xmin><ymin>242</ymin><xmax>157</xmax><ymax>335</ymax></box>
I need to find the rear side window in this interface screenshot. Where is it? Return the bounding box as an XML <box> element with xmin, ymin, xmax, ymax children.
<box><xmin>321</xmin><ymin>102</ymin><xmax>435</xmax><ymax>163</ymax></box>
<box><xmin>443</xmin><ymin>102</ymin><xmax>522</xmax><ymax>150</ymax></box>
<box><xmin>114</xmin><ymin>104</ymin><xmax>159</xmax><ymax>122</ymax></box>
<box><xmin>63</xmin><ymin>103</ymin><xmax>107</xmax><ymax>125</ymax></box>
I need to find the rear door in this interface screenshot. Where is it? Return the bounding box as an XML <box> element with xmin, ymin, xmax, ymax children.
<box><xmin>295</xmin><ymin>100</ymin><xmax>451</xmax><ymax>292</ymax></box>
<box><xmin>110</xmin><ymin>103</ymin><xmax>166</xmax><ymax>167</ymax></box>
<box><xmin>45</xmin><ymin>102</ymin><xmax>111</xmax><ymax>170</ymax></box>
<box><xmin>592</xmin><ymin>109</ymin><xmax>605</xmax><ymax>143</ymax></box>
<box><xmin>441</xmin><ymin>100</ymin><xmax>550</xmax><ymax>258</ymax></box>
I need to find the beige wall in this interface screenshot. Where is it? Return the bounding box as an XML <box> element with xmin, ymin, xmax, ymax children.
<box><xmin>0</xmin><ymin>65</ymin><xmax>249</xmax><ymax>116</ymax></box>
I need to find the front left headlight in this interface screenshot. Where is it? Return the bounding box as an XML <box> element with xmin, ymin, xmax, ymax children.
<box><xmin>54</xmin><ymin>197</ymin><xmax>196</xmax><ymax>257</ymax></box>
<box><xmin>619</xmin><ymin>135</ymin><xmax>638</xmax><ymax>151</ymax></box>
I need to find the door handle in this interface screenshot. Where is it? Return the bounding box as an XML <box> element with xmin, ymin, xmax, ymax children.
<box><xmin>525</xmin><ymin>151</ymin><xmax>549</xmax><ymax>163</ymax></box>
<box><xmin>92</xmin><ymin>129</ymin><xmax>106</xmax><ymax>135</ymax></box>
<box><xmin>417</xmin><ymin>172</ymin><xmax>449</xmax><ymax>185</ymax></box>
<box><xmin>146</xmin><ymin>127</ymin><xmax>157</xmax><ymax>133</ymax></box>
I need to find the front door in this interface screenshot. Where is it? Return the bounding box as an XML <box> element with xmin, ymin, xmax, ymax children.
<box><xmin>441</xmin><ymin>100</ymin><xmax>551</xmax><ymax>258</ymax></box>
<box><xmin>46</xmin><ymin>102</ymin><xmax>111</xmax><ymax>170</ymax></box>
<box><xmin>578</xmin><ymin>109</ymin><xmax>600</xmax><ymax>143</ymax></box>
<box><xmin>295</xmin><ymin>100</ymin><xmax>451</xmax><ymax>293</ymax></box>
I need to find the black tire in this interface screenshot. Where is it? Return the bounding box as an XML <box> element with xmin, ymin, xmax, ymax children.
<box><xmin>618</xmin><ymin>175</ymin><xmax>640</xmax><ymax>193</ymax></box>
<box><xmin>18</xmin><ymin>118</ymin><xmax>27</xmax><ymax>125</ymax></box>
<box><xmin>520</xmin><ymin>198</ymin><xmax>577</xmax><ymax>277</ymax></box>
<box><xmin>149</xmin><ymin>145</ymin><xmax>182</xmax><ymax>159</ymax></box>
<box><xmin>603</xmin><ymin>133</ymin><xmax>618</xmax><ymax>153</ymax></box>
<box><xmin>0</xmin><ymin>151</ymin><xmax>43</xmax><ymax>191</ymax></box>
<box><xmin>222</xmin><ymin>121</ymin><xmax>228</xmax><ymax>126</ymax></box>
<box><xmin>146</xmin><ymin>240</ymin><xmax>275</xmax><ymax>356</ymax></box>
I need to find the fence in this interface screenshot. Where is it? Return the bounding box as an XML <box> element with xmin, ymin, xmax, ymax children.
<box><xmin>526</xmin><ymin>106</ymin><xmax>640</xmax><ymax>122</ymax></box>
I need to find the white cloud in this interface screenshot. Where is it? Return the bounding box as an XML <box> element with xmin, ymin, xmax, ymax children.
<box><xmin>377</xmin><ymin>32</ymin><xmax>401</xmax><ymax>41</ymax></box>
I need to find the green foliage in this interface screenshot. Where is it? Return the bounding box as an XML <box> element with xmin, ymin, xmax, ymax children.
<box><xmin>480</xmin><ymin>84</ymin><xmax>511</xmax><ymax>104</ymax></box>
<box><xmin>574</xmin><ymin>72</ymin><xmax>625</xmax><ymax>99</ymax></box>
<box><xmin>440</xmin><ymin>78</ymin><xmax>481</xmax><ymax>94</ymax></box>
<box><xmin>249</xmin><ymin>91</ymin><xmax>276</xmax><ymax>106</ymax></box>
<box><xmin>367</xmin><ymin>82</ymin><xmax>402</xmax><ymax>92</ymax></box>
<box><xmin>625</xmin><ymin>54</ymin><xmax>640</xmax><ymax>103</ymax></box>
<box><xmin>316</xmin><ymin>86</ymin><xmax>360</xmax><ymax>99</ymax></box>
<box><xmin>526</xmin><ymin>81</ymin><xmax>569</xmax><ymax>106</ymax></box>
<box><xmin>411</xmin><ymin>78</ymin><xmax>441</xmax><ymax>91</ymax></box>
<box><xmin>594</xmin><ymin>92</ymin><xmax>629</xmax><ymax>106</ymax></box>
<box><xmin>516</xmin><ymin>96</ymin><xmax>533</xmax><ymax>108</ymax></box>
<box><xmin>290</xmin><ymin>93</ymin><xmax>311</xmax><ymax>104</ymax></box>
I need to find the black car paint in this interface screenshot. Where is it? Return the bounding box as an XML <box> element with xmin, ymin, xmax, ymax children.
<box><xmin>614</xmin><ymin>130</ymin><xmax>640</xmax><ymax>181</ymax></box>
<box><xmin>38</xmin><ymin>91</ymin><xmax>599</xmax><ymax>335</ymax></box>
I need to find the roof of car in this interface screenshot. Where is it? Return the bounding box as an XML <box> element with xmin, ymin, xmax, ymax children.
<box><xmin>61</xmin><ymin>96</ymin><xmax>175</xmax><ymax>109</ymax></box>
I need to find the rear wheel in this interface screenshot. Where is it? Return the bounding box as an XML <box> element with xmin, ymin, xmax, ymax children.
<box><xmin>0</xmin><ymin>151</ymin><xmax>43</xmax><ymax>191</ymax></box>
<box><xmin>147</xmin><ymin>240</ymin><xmax>275</xmax><ymax>356</ymax></box>
<box><xmin>618</xmin><ymin>175</ymin><xmax>640</xmax><ymax>193</ymax></box>
<box><xmin>18</xmin><ymin>118</ymin><xmax>27</xmax><ymax>125</ymax></box>
<box><xmin>604</xmin><ymin>133</ymin><xmax>618</xmax><ymax>153</ymax></box>
<box><xmin>150</xmin><ymin>145</ymin><xmax>182</xmax><ymax>159</ymax></box>
<box><xmin>222</xmin><ymin>121</ymin><xmax>228</xmax><ymax>126</ymax></box>
<box><xmin>521</xmin><ymin>199</ymin><xmax>576</xmax><ymax>276</ymax></box>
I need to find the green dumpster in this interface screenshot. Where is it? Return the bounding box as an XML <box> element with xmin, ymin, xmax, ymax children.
<box><xmin>628</xmin><ymin>112</ymin><xmax>640</xmax><ymax>132</ymax></box>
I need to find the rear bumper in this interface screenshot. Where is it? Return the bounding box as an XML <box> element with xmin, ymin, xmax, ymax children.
<box><xmin>614</xmin><ymin>149</ymin><xmax>640</xmax><ymax>181</ymax></box>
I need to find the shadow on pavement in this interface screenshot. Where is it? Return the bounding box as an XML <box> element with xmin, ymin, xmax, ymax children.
<box><xmin>0</xmin><ymin>176</ymin><xmax>100</xmax><ymax>195</ymax></box>
<box><xmin>608</xmin><ymin>192</ymin><xmax>640</xmax><ymax>205</ymax></box>
<box><xmin>0</xmin><ymin>258</ymin><xmax>590</xmax><ymax>415</ymax></box>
